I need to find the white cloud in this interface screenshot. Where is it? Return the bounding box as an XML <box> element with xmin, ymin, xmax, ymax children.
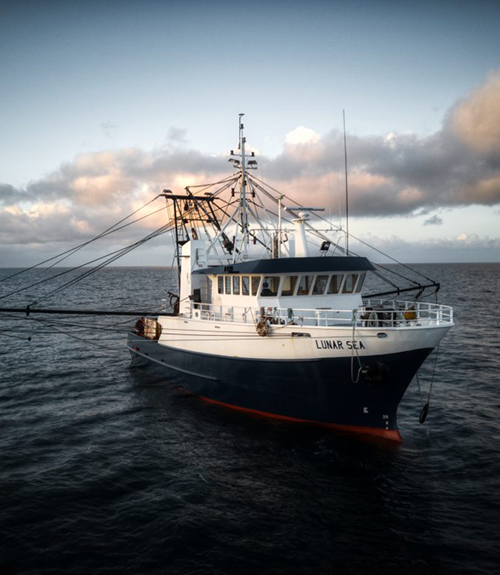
<box><xmin>285</xmin><ymin>126</ymin><xmax>320</xmax><ymax>146</ymax></box>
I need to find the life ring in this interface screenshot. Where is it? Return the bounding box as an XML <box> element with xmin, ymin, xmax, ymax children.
<box><xmin>191</xmin><ymin>227</ymin><xmax>198</xmax><ymax>240</ymax></box>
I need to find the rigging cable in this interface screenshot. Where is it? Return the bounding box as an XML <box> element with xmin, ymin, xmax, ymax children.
<box><xmin>0</xmin><ymin>206</ymin><xmax>170</xmax><ymax>302</ymax></box>
<box><xmin>0</xmin><ymin>194</ymin><xmax>163</xmax><ymax>285</ymax></box>
<box><xmin>30</xmin><ymin>221</ymin><xmax>176</xmax><ymax>306</ymax></box>
<box><xmin>248</xmin><ymin>173</ymin><xmax>436</xmax><ymax>285</ymax></box>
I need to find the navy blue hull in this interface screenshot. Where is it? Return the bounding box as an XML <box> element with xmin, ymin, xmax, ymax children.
<box><xmin>128</xmin><ymin>333</ymin><xmax>432</xmax><ymax>438</ymax></box>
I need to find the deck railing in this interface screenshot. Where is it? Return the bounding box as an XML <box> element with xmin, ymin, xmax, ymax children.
<box><xmin>188</xmin><ymin>299</ymin><xmax>453</xmax><ymax>328</ymax></box>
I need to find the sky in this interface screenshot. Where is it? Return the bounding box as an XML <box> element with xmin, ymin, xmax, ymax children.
<box><xmin>1</xmin><ymin>0</ymin><xmax>500</xmax><ymax>266</ymax></box>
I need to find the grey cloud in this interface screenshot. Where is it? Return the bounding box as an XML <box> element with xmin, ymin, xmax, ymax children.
<box><xmin>0</xmin><ymin>183</ymin><xmax>33</xmax><ymax>206</ymax></box>
<box><xmin>423</xmin><ymin>215</ymin><xmax>443</xmax><ymax>226</ymax></box>
<box><xmin>350</xmin><ymin>233</ymin><xmax>500</xmax><ymax>263</ymax></box>
<box><xmin>264</xmin><ymin>122</ymin><xmax>500</xmax><ymax>216</ymax></box>
<box><xmin>167</xmin><ymin>126</ymin><xmax>188</xmax><ymax>144</ymax></box>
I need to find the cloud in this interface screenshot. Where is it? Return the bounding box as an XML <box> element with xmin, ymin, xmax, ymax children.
<box><xmin>263</xmin><ymin>69</ymin><xmax>500</xmax><ymax>216</ymax></box>
<box><xmin>423</xmin><ymin>215</ymin><xmax>443</xmax><ymax>226</ymax></box>
<box><xmin>0</xmin><ymin>145</ymin><xmax>231</xmax><ymax>250</ymax></box>
<box><xmin>285</xmin><ymin>126</ymin><xmax>320</xmax><ymax>146</ymax></box>
<box><xmin>351</xmin><ymin>232</ymin><xmax>500</xmax><ymax>263</ymax></box>
<box><xmin>0</xmin><ymin>183</ymin><xmax>33</xmax><ymax>206</ymax></box>
<box><xmin>448</xmin><ymin>70</ymin><xmax>500</xmax><ymax>157</ymax></box>
<box><xmin>1</xmin><ymin>69</ymin><xmax>500</xmax><ymax>260</ymax></box>
<box><xmin>167</xmin><ymin>126</ymin><xmax>188</xmax><ymax>144</ymax></box>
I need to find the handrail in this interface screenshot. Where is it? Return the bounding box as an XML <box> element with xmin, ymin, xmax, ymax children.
<box><xmin>188</xmin><ymin>299</ymin><xmax>453</xmax><ymax>328</ymax></box>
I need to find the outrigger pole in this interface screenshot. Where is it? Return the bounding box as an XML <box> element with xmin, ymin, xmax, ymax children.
<box><xmin>0</xmin><ymin>307</ymin><xmax>172</xmax><ymax>317</ymax></box>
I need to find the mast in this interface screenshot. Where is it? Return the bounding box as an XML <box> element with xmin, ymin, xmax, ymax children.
<box><xmin>239</xmin><ymin>113</ymin><xmax>249</xmax><ymax>259</ymax></box>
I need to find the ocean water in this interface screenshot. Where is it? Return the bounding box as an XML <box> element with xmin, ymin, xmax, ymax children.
<box><xmin>0</xmin><ymin>264</ymin><xmax>499</xmax><ymax>574</ymax></box>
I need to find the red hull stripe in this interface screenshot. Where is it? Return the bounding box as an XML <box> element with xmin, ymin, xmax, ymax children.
<box><xmin>196</xmin><ymin>394</ymin><xmax>403</xmax><ymax>442</ymax></box>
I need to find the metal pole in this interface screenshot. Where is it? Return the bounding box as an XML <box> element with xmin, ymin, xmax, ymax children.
<box><xmin>239</xmin><ymin>113</ymin><xmax>248</xmax><ymax>259</ymax></box>
<box><xmin>343</xmin><ymin>110</ymin><xmax>349</xmax><ymax>256</ymax></box>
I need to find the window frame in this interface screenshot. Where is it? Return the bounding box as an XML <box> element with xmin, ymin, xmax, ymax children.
<box><xmin>312</xmin><ymin>274</ymin><xmax>329</xmax><ymax>295</ymax></box>
<box><xmin>296</xmin><ymin>275</ymin><xmax>314</xmax><ymax>296</ymax></box>
<box><xmin>232</xmin><ymin>275</ymin><xmax>240</xmax><ymax>295</ymax></box>
<box><xmin>281</xmin><ymin>275</ymin><xmax>298</xmax><ymax>297</ymax></box>
<box><xmin>242</xmin><ymin>276</ymin><xmax>250</xmax><ymax>296</ymax></box>
<box><xmin>251</xmin><ymin>276</ymin><xmax>261</xmax><ymax>296</ymax></box>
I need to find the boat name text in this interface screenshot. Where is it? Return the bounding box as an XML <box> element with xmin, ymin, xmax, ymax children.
<box><xmin>315</xmin><ymin>340</ymin><xmax>365</xmax><ymax>350</ymax></box>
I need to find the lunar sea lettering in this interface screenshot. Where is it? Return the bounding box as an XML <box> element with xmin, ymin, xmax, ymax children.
<box><xmin>314</xmin><ymin>340</ymin><xmax>366</xmax><ymax>350</ymax></box>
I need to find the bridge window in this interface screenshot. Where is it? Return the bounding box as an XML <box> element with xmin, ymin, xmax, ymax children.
<box><xmin>261</xmin><ymin>276</ymin><xmax>280</xmax><ymax>297</ymax></box>
<box><xmin>342</xmin><ymin>274</ymin><xmax>358</xmax><ymax>293</ymax></box>
<box><xmin>312</xmin><ymin>275</ymin><xmax>328</xmax><ymax>295</ymax></box>
<box><xmin>297</xmin><ymin>275</ymin><xmax>313</xmax><ymax>296</ymax></box>
<box><xmin>242</xmin><ymin>276</ymin><xmax>250</xmax><ymax>296</ymax></box>
<box><xmin>233</xmin><ymin>276</ymin><xmax>240</xmax><ymax>295</ymax></box>
<box><xmin>327</xmin><ymin>275</ymin><xmax>342</xmax><ymax>294</ymax></box>
<box><xmin>356</xmin><ymin>274</ymin><xmax>366</xmax><ymax>293</ymax></box>
<box><xmin>281</xmin><ymin>276</ymin><xmax>298</xmax><ymax>296</ymax></box>
<box><xmin>225</xmin><ymin>276</ymin><xmax>232</xmax><ymax>295</ymax></box>
<box><xmin>218</xmin><ymin>276</ymin><xmax>224</xmax><ymax>294</ymax></box>
<box><xmin>251</xmin><ymin>276</ymin><xmax>260</xmax><ymax>296</ymax></box>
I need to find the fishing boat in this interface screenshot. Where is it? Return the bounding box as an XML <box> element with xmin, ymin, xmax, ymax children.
<box><xmin>127</xmin><ymin>116</ymin><xmax>454</xmax><ymax>441</ymax></box>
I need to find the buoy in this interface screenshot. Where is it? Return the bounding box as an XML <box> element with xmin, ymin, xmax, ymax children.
<box><xmin>419</xmin><ymin>403</ymin><xmax>429</xmax><ymax>424</ymax></box>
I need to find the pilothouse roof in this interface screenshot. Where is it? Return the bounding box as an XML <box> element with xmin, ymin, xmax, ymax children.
<box><xmin>193</xmin><ymin>256</ymin><xmax>376</xmax><ymax>275</ymax></box>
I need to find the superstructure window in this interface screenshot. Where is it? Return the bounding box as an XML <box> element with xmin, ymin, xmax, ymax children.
<box><xmin>342</xmin><ymin>274</ymin><xmax>358</xmax><ymax>293</ymax></box>
<box><xmin>261</xmin><ymin>276</ymin><xmax>280</xmax><ymax>297</ymax></box>
<box><xmin>297</xmin><ymin>275</ymin><xmax>313</xmax><ymax>296</ymax></box>
<box><xmin>242</xmin><ymin>276</ymin><xmax>250</xmax><ymax>296</ymax></box>
<box><xmin>281</xmin><ymin>276</ymin><xmax>298</xmax><ymax>296</ymax></box>
<box><xmin>225</xmin><ymin>276</ymin><xmax>232</xmax><ymax>295</ymax></box>
<box><xmin>251</xmin><ymin>276</ymin><xmax>260</xmax><ymax>296</ymax></box>
<box><xmin>218</xmin><ymin>276</ymin><xmax>224</xmax><ymax>294</ymax></box>
<box><xmin>356</xmin><ymin>274</ymin><xmax>366</xmax><ymax>293</ymax></box>
<box><xmin>312</xmin><ymin>275</ymin><xmax>328</xmax><ymax>295</ymax></box>
<box><xmin>327</xmin><ymin>275</ymin><xmax>342</xmax><ymax>294</ymax></box>
<box><xmin>233</xmin><ymin>276</ymin><xmax>240</xmax><ymax>295</ymax></box>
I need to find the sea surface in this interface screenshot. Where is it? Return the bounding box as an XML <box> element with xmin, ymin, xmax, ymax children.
<box><xmin>0</xmin><ymin>264</ymin><xmax>499</xmax><ymax>574</ymax></box>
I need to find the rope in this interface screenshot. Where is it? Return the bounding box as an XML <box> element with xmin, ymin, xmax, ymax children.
<box><xmin>28</xmin><ymin>222</ymin><xmax>175</xmax><ymax>305</ymax></box>
<box><xmin>0</xmin><ymin>195</ymin><xmax>163</xmax><ymax>285</ymax></box>
<box><xmin>0</xmin><ymin>211</ymin><xmax>172</xmax><ymax>303</ymax></box>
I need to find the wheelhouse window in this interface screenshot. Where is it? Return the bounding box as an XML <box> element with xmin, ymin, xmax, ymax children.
<box><xmin>225</xmin><ymin>276</ymin><xmax>232</xmax><ymax>295</ymax></box>
<box><xmin>281</xmin><ymin>276</ymin><xmax>298</xmax><ymax>296</ymax></box>
<box><xmin>251</xmin><ymin>276</ymin><xmax>260</xmax><ymax>296</ymax></box>
<box><xmin>297</xmin><ymin>275</ymin><xmax>313</xmax><ymax>296</ymax></box>
<box><xmin>312</xmin><ymin>275</ymin><xmax>328</xmax><ymax>295</ymax></box>
<box><xmin>233</xmin><ymin>275</ymin><xmax>240</xmax><ymax>295</ymax></box>
<box><xmin>342</xmin><ymin>274</ymin><xmax>358</xmax><ymax>293</ymax></box>
<box><xmin>327</xmin><ymin>275</ymin><xmax>342</xmax><ymax>294</ymax></box>
<box><xmin>356</xmin><ymin>273</ymin><xmax>366</xmax><ymax>293</ymax></box>
<box><xmin>218</xmin><ymin>276</ymin><xmax>224</xmax><ymax>294</ymax></box>
<box><xmin>242</xmin><ymin>276</ymin><xmax>250</xmax><ymax>296</ymax></box>
<box><xmin>261</xmin><ymin>276</ymin><xmax>280</xmax><ymax>297</ymax></box>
